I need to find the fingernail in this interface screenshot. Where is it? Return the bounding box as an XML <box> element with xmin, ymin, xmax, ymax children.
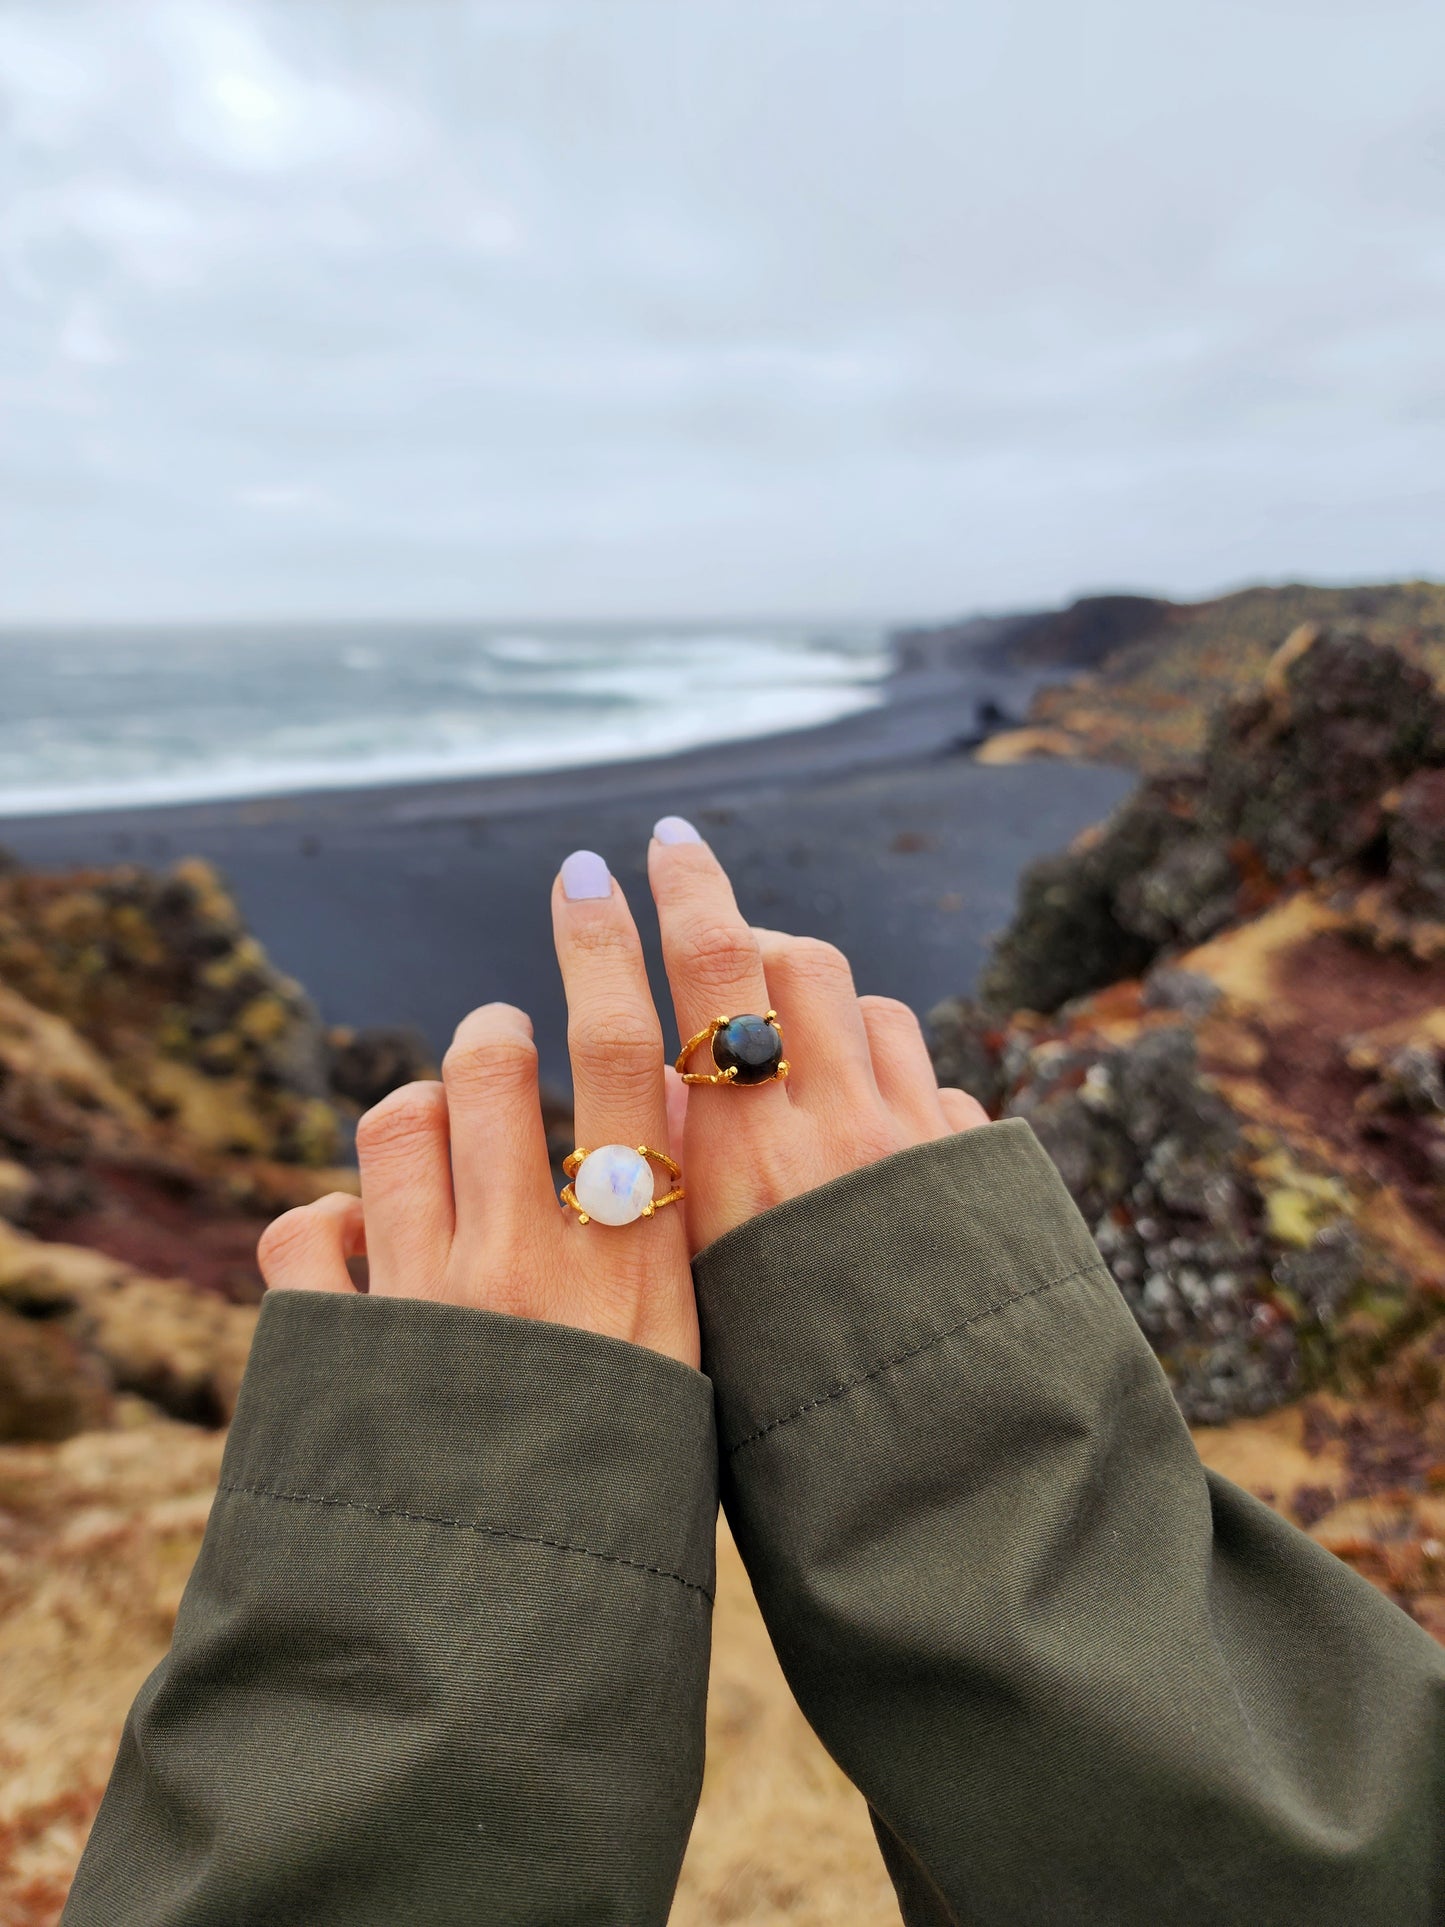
<box><xmin>653</xmin><ymin>815</ymin><xmax>702</xmax><ymax>845</ymax></box>
<box><xmin>560</xmin><ymin>850</ymin><xmax>612</xmax><ymax>900</ymax></box>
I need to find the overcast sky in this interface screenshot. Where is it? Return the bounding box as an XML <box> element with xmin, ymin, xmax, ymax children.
<box><xmin>2</xmin><ymin>0</ymin><xmax>1443</xmax><ymax>624</ymax></box>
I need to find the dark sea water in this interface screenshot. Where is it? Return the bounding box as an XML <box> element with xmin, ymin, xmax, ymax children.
<box><xmin>0</xmin><ymin>621</ymin><xmax>890</xmax><ymax>815</ymax></box>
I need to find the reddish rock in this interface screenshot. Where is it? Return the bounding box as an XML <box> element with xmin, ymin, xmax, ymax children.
<box><xmin>934</xmin><ymin>630</ymin><xmax>1445</xmax><ymax>1423</ymax></box>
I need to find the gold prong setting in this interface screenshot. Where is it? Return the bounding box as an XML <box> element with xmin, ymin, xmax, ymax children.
<box><xmin>560</xmin><ymin>1143</ymin><xmax>684</xmax><ymax>1227</ymax></box>
<box><xmin>675</xmin><ymin>1010</ymin><xmax>788</xmax><ymax>1087</ymax></box>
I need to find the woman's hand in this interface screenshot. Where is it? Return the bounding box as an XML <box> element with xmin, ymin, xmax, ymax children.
<box><xmin>256</xmin><ymin>849</ymin><xmax>699</xmax><ymax>1369</ymax></box>
<box><xmin>649</xmin><ymin>816</ymin><xmax>988</xmax><ymax>1253</ymax></box>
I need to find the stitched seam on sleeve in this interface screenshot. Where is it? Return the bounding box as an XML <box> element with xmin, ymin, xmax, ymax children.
<box><xmin>215</xmin><ymin>1481</ymin><xmax>714</xmax><ymax>1600</ymax></box>
<box><xmin>726</xmin><ymin>1259</ymin><xmax>1111</xmax><ymax>1455</ymax></box>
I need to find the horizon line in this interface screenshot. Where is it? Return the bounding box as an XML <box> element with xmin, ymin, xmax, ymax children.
<box><xmin>1</xmin><ymin>572</ymin><xmax>1439</xmax><ymax>636</ymax></box>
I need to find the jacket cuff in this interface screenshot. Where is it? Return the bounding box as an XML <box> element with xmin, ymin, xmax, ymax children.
<box><xmin>694</xmin><ymin>1117</ymin><xmax>1107</xmax><ymax>1452</ymax></box>
<box><xmin>220</xmin><ymin>1291</ymin><xmax>719</xmax><ymax>1597</ymax></box>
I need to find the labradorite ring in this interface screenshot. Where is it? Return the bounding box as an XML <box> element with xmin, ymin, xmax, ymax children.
<box><xmin>560</xmin><ymin>1144</ymin><xmax>684</xmax><ymax>1227</ymax></box>
<box><xmin>675</xmin><ymin>1011</ymin><xmax>789</xmax><ymax>1087</ymax></box>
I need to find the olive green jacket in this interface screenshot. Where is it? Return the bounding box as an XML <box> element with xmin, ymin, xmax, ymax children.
<box><xmin>63</xmin><ymin>1121</ymin><xmax>1445</xmax><ymax>1924</ymax></box>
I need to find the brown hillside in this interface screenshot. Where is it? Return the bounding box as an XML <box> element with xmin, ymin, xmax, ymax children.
<box><xmin>1025</xmin><ymin>580</ymin><xmax>1445</xmax><ymax>769</ymax></box>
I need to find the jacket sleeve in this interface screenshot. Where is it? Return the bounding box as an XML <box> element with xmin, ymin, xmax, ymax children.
<box><xmin>694</xmin><ymin>1118</ymin><xmax>1445</xmax><ymax>1927</ymax></box>
<box><xmin>62</xmin><ymin>1288</ymin><xmax>717</xmax><ymax>1927</ymax></box>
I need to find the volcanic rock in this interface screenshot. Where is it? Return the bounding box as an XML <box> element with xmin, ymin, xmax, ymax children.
<box><xmin>1202</xmin><ymin>625</ymin><xmax>1445</xmax><ymax>879</ymax></box>
<box><xmin>1390</xmin><ymin>769</ymin><xmax>1445</xmax><ymax>922</ymax></box>
<box><xmin>977</xmin><ymin>628</ymin><xmax>1445</xmax><ymax>1017</ymax></box>
<box><xmin>0</xmin><ymin>857</ymin><xmax>339</xmax><ymax>1166</ymax></box>
<box><xmin>0</xmin><ymin>1304</ymin><xmax>113</xmax><ymax>1443</ymax></box>
<box><xmin>934</xmin><ymin>627</ymin><xmax>1445</xmax><ymax>1423</ymax></box>
<box><xmin>327</xmin><ymin>1025</ymin><xmax>438</xmax><ymax>1112</ymax></box>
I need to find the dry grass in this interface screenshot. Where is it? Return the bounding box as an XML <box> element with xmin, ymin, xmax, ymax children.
<box><xmin>0</xmin><ymin>1411</ymin><xmax>225</xmax><ymax>1927</ymax></box>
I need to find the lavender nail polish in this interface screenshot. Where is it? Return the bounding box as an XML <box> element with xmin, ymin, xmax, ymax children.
<box><xmin>561</xmin><ymin>850</ymin><xmax>611</xmax><ymax>900</ymax></box>
<box><xmin>653</xmin><ymin>815</ymin><xmax>702</xmax><ymax>845</ymax></box>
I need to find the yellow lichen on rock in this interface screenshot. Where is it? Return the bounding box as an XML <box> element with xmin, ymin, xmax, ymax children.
<box><xmin>0</xmin><ymin>985</ymin><xmax>147</xmax><ymax>1135</ymax></box>
<box><xmin>1252</xmin><ymin>1149</ymin><xmax>1352</xmax><ymax>1250</ymax></box>
<box><xmin>140</xmin><ymin>1059</ymin><xmax>272</xmax><ymax>1158</ymax></box>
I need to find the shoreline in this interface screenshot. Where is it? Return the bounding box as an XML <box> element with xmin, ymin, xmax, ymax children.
<box><xmin>0</xmin><ymin>666</ymin><xmax>1131</xmax><ymax>1088</ymax></box>
<box><xmin>0</xmin><ymin>636</ymin><xmax>1025</xmax><ymax>837</ymax></box>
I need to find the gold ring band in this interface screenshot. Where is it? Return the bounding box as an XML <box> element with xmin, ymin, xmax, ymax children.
<box><xmin>560</xmin><ymin>1144</ymin><xmax>684</xmax><ymax>1226</ymax></box>
<box><xmin>675</xmin><ymin>1010</ymin><xmax>789</xmax><ymax>1087</ymax></box>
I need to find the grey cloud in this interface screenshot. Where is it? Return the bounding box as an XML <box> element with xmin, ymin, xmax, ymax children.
<box><xmin>1</xmin><ymin>0</ymin><xmax>1442</xmax><ymax>621</ymax></box>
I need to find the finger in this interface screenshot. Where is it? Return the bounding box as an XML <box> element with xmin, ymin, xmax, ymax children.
<box><xmin>354</xmin><ymin>1080</ymin><xmax>454</xmax><ymax>1297</ymax></box>
<box><xmin>939</xmin><ymin>1086</ymin><xmax>991</xmax><ymax>1133</ymax></box>
<box><xmin>257</xmin><ymin>1192</ymin><xmax>365</xmax><ymax>1295</ymax></box>
<box><xmin>647</xmin><ymin>820</ymin><xmax>787</xmax><ymax>1107</ymax></box>
<box><xmin>444</xmin><ymin>1004</ymin><xmax>556</xmax><ymax>1244</ymax></box>
<box><xmin>858</xmin><ymin>994</ymin><xmax>949</xmax><ymax>1130</ymax></box>
<box><xmin>664</xmin><ymin>1064</ymin><xmax>689</xmax><ymax>1151</ymax></box>
<box><xmin>553</xmin><ymin>851</ymin><xmax>670</xmax><ymax>1183</ymax></box>
<box><xmin>753</xmin><ymin>929</ymin><xmax>878</xmax><ymax>1111</ymax></box>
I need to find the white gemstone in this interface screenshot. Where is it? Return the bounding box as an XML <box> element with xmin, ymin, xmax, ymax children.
<box><xmin>573</xmin><ymin>1144</ymin><xmax>655</xmax><ymax>1226</ymax></box>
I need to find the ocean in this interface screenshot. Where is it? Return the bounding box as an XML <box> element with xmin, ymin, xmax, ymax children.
<box><xmin>0</xmin><ymin>621</ymin><xmax>892</xmax><ymax>817</ymax></box>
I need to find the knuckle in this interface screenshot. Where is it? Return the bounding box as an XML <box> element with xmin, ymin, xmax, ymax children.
<box><xmin>442</xmin><ymin>1032</ymin><xmax>538</xmax><ymax>1101</ymax></box>
<box><xmin>679</xmin><ymin>918</ymin><xmax>759</xmax><ymax>993</ymax></box>
<box><xmin>257</xmin><ymin>1205</ymin><xmax>316</xmax><ymax>1273</ymax></box>
<box><xmin>355</xmin><ymin>1081</ymin><xmax>446</xmax><ymax>1159</ymax></box>
<box><xmin>564</xmin><ymin>915</ymin><xmax>640</xmax><ymax>963</ymax></box>
<box><xmin>777</xmin><ymin>936</ymin><xmax>852</xmax><ymax>993</ymax></box>
<box><xmin>310</xmin><ymin>1190</ymin><xmax>364</xmax><ymax>1232</ymax></box>
<box><xmin>944</xmin><ymin>1088</ymin><xmax>991</xmax><ymax>1128</ymax></box>
<box><xmin>571</xmin><ymin>1011</ymin><xmax>662</xmax><ymax>1058</ymax></box>
<box><xmin>860</xmin><ymin>994</ymin><xmax>922</xmax><ymax>1033</ymax></box>
<box><xmin>569</xmin><ymin>1012</ymin><xmax>664</xmax><ymax>1083</ymax></box>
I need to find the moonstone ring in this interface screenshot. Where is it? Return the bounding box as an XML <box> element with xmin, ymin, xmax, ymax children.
<box><xmin>675</xmin><ymin>1010</ymin><xmax>789</xmax><ymax>1087</ymax></box>
<box><xmin>560</xmin><ymin>1144</ymin><xmax>684</xmax><ymax>1227</ymax></box>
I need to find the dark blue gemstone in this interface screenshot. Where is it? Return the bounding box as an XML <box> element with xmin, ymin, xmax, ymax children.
<box><xmin>713</xmin><ymin>1013</ymin><xmax>783</xmax><ymax>1084</ymax></box>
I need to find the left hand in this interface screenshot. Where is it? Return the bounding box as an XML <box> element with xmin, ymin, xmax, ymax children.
<box><xmin>256</xmin><ymin>849</ymin><xmax>700</xmax><ymax>1369</ymax></box>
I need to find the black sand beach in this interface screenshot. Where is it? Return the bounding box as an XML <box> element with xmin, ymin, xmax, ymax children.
<box><xmin>0</xmin><ymin>675</ymin><xmax>1131</xmax><ymax>1093</ymax></box>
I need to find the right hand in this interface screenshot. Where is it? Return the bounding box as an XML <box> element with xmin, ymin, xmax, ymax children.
<box><xmin>648</xmin><ymin>815</ymin><xmax>988</xmax><ymax>1253</ymax></box>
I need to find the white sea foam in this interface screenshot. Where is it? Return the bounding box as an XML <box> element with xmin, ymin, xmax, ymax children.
<box><xmin>0</xmin><ymin>622</ymin><xmax>891</xmax><ymax>816</ymax></box>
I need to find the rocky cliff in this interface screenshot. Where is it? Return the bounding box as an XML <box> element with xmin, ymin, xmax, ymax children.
<box><xmin>0</xmin><ymin>857</ymin><xmax>433</xmax><ymax>1442</ymax></box>
<box><xmin>931</xmin><ymin>621</ymin><xmax>1445</xmax><ymax>1633</ymax></box>
<box><xmin>953</xmin><ymin>579</ymin><xmax>1445</xmax><ymax>768</ymax></box>
<box><xmin>933</xmin><ymin>625</ymin><xmax>1445</xmax><ymax>1418</ymax></box>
